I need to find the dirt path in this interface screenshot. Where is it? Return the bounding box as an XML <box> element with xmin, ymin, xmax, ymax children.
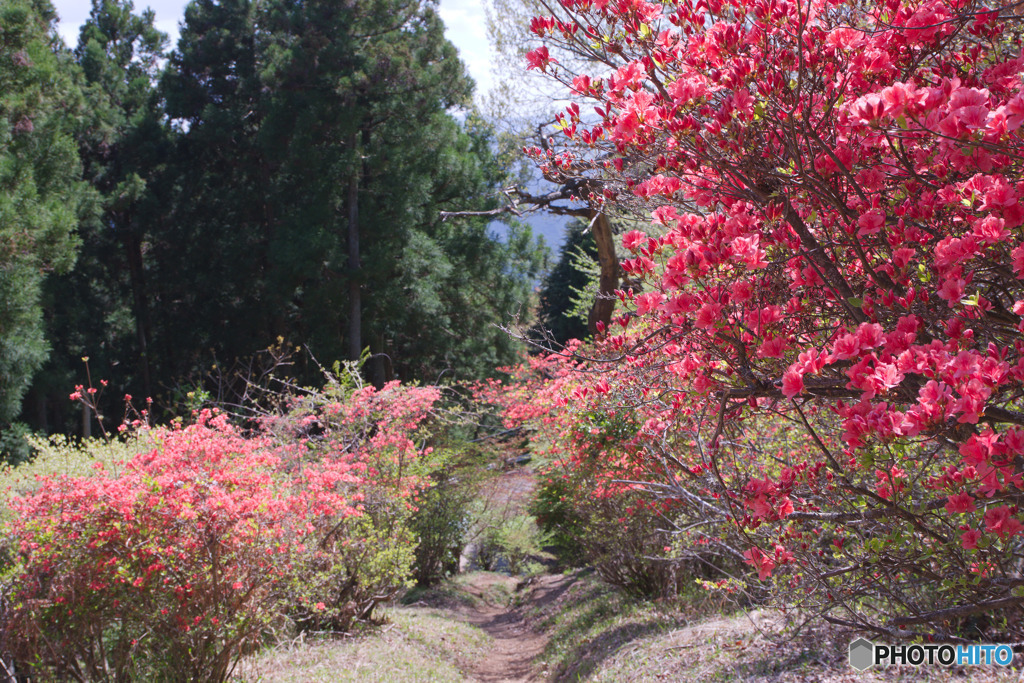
<box><xmin>451</xmin><ymin>466</ymin><xmax>562</xmax><ymax>682</ymax></box>
<box><xmin>452</xmin><ymin>572</ymin><xmax>575</xmax><ymax>683</ymax></box>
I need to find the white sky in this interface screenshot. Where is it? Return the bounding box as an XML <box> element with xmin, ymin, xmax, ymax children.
<box><xmin>51</xmin><ymin>0</ymin><xmax>495</xmax><ymax>97</ymax></box>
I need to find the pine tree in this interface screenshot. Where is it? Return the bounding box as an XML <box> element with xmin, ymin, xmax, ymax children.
<box><xmin>535</xmin><ymin>219</ymin><xmax>599</xmax><ymax>345</ymax></box>
<box><xmin>0</xmin><ymin>0</ymin><xmax>91</xmax><ymax>430</ymax></box>
<box><xmin>157</xmin><ymin>0</ymin><xmax>542</xmax><ymax>389</ymax></box>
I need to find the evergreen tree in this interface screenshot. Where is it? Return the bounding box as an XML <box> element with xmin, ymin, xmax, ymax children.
<box><xmin>75</xmin><ymin>0</ymin><xmax>167</xmax><ymax>397</ymax></box>
<box><xmin>155</xmin><ymin>0</ymin><xmax>268</xmax><ymax>395</ymax></box>
<box><xmin>25</xmin><ymin>0</ymin><xmax>169</xmax><ymax>433</ymax></box>
<box><xmin>157</xmin><ymin>0</ymin><xmax>543</xmax><ymax>389</ymax></box>
<box><xmin>0</xmin><ymin>0</ymin><xmax>91</xmax><ymax>430</ymax></box>
<box><xmin>535</xmin><ymin>219</ymin><xmax>599</xmax><ymax>345</ymax></box>
<box><xmin>17</xmin><ymin>0</ymin><xmax>545</xmax><ymax>433</ymax></box>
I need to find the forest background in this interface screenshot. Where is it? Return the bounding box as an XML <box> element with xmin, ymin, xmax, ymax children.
<box><xmin>0</xmin><ymin>0</ymin><xmax>588</xmax><ymax>455</ymax></box>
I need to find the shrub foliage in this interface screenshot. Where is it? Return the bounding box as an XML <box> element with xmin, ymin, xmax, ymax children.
<box><xmin>2</xmin><ymin>379</ymin><xmax>441</xmax><ymax>681</ymax></box>
<box><xmin>511</xmin><ymin>0</ymin><xmax>1024</xmax><ymax>641</ymax></box>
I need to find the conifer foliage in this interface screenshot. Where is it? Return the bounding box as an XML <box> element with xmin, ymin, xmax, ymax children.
<box><xmin>9</xmin><ymin>0</ymin><xmax>544</xmax><ymax>436</ymax></box>
<box><xmin>0</xmin><ymin>0</ymin><xmax>90</xmax><ymax>426</ymax></box>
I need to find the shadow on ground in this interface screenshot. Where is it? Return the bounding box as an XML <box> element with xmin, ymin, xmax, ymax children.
<box><xmin>555</xmin><ymin>619</ymin><xmax>668</xmax><ymax>682</ymax></box>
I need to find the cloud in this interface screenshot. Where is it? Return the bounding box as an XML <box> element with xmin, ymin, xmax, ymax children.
<box><xmin>437</xmin><ymin>0</ymin><xmax>494</xmax><ymax>98</ymax></box>
<box><xmin>52</xmin><ymin>0</ymin><xmax>183</xmax><ymax>49</ymax></box>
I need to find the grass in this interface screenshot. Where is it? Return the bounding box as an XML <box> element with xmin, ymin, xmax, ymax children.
<box><xmin>231</xmin><ymin>565</ymin><xmax>1024</xmax><ymax>682</ymax></box>
<box><xmin>402</xmin><ymin>571</ymin><xmax>517</xmax><ymax>610</ymax></box>
<box><xmin>237</xmin><ymin>607</ymin><xmax>490</xmax><ymax>682</ymax></box>
<box><xmin>238</xmin><ymin>572</ymin><xmax>520</xmax><ymax>682</ymax></box>
<box><xmin>584</xmin><ymin>614</ymin><xmax>1024</xmax><ymax>682</ymax></box>
<box><xmin>524</xmin><ymin>570</ymin><xmax>682</xmax><ymax>681</ymax></box>
<box><xmin>523</xmin><ymin>569</ymin><xmax>1024</xmax><ymax>682</ymax></box>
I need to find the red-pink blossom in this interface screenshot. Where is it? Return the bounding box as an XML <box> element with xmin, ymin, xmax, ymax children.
<box><xmin>781</xmin><ymin>369</ymin><xmax>804</xmax><ymax>399</ymax></box>
<box><xmin>525</xmin><ymin>46</ymin><xmax>555</xmax><ymax>72</ymax></box>
<box><xmin>984</xmin><ymin>505</ymin><xmax>1023</xmax><ymax>538</ymax></box>
<box><xmin>945</xmin><ymin>492</ymin><xmax>977</xmax><ymax>514</ymax></box>
<box><xmin>961</xmin><ymin>528</ymin><xmax>983</xmax><ymax>549</ymax></box>
<box><xmin>743</xmin><ymin>547</ymin><xmax>776</xmax><ymax>580</ymax></box>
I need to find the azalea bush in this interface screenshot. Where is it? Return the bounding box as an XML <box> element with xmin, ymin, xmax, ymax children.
<box><xmin>533</xmin><ymin>470</ymin><xmax>698</xmax><ymax>599</ymax></box>
<box><xmin>3</xmin><ymin>378</ymin><xmax>442</xmax><ymax>681</ymax></box>
<box><xmin>408</xmin><ymin>455</ymin><xmax>475</xmax><ymax>586</ymax></box>
<box><xmin>4</xmin><ymin>414</ymin><xmax>298</xmax><ymax>681</ymax></box>
<box><xmin>518</xmin><ymin>0</ymin><xmax>1024</xmax><ymax>639</ymax></box>
<box><xmin>483</xmin><ymin>350</ymin><xmax>739</xmax><ymax>598</ymax></box>
<box><xmin>264</xmin><ymin>378</ymin><xmax>443</xmax><ymax>630</ymax></box>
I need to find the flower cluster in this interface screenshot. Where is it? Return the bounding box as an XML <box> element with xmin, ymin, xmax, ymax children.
<box><xmin>520</xmin><ymin>0</ymin><xmax>1024</xmax><ymax>638</ymax></box>
<box><xmin>5</xmin><ymin>380</ymin><xmax>441</xmax><ymax>681</ymax></box>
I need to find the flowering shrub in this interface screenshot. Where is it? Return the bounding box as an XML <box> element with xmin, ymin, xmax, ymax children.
<box><xmin>492</xmin><ymin>351</ymin><xmax>745</xmax><ymax>599</ymax></box>
<box><xmin>518</xmin><ymin>0</ymin><xmax>1024</xmax><ymax>639</ymax></box>
<box><xmin>408</xmin><ymin>456</ymin><xmax>475</xmax><ymax>586</ymax></box>
<box><xmin>265</xmin><ymin>379</ymin><xmax>442</xmax><ymax>630</ymax></box>
<box><xmin>0</xmin><ymin>433</ymin><xmax>147</xmax><ymax>517</ymax></box>
<box><xmin>3</xmin><ymin>378</ymin><xmax>441</xmax><ymax>681</ymax></box>
<box><xmin>5</xmin><ymin>414</ymin><xmax>297</xmax><ymax>681</ymax></box>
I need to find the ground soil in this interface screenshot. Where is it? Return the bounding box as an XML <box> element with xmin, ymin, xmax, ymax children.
<box><xmin>447</xmin><ymin>572</ymin><xmax>571</xmax><ymax>682</ymax></box>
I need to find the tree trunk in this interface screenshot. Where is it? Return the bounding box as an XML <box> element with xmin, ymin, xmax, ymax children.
<box><xmin>123</xmin><ymin>230</ymin><xmax>153</xmax><ymax>399</ymax></box>
<box><xmin>368</xmin><ymin>331</ymin><xmax>394</xmax><ymax>389</ymax></box>
<box><xmin>347</xmin><ymin>132</ymin><xmax>362</xmax><ymax>362</ymax></box>
<box><xmin>586</xmin><ymin>210</ymin><xmax>618</xmax><ymax>335</ymax></box>
<box><xmin>81</xmin><ymin>403</ymin><xmax>91</xmax><ymax>439</ymax></box>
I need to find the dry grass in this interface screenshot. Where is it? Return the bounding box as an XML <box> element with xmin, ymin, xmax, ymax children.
<box><xmin>404</xmin><ymin>571</ymin><xmax>519</xmax><ymax>611</ymax></box>
<box><xmin>519</xmin><ymin>569</ymin><xmax>1024</xmax><ymax>683</ymax></box>
<box><xmin>232</xmin><ymin>567</ymin><xmax>1024</xmax><ymax>683</ymax></box>
<box><xmin>588</xmin><ymin>610</ymin><xmax>1024</xmax><ymax>682</ymax></box>
<box><xmin>236</xmin><ymin>607</ymin><xmax>490</xmax><ymax>682</ymax></box>
<box><xmin>236</xmin><ymin>571</ymin><xmax>523</xmax><ymax>682</ymax></box>
<box><xmin>521</xmin><ymin>569</ymin><xmax>681</xmax><ymax>681</ymax></box>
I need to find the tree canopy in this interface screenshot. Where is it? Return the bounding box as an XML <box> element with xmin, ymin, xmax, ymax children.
<box><xmin>0</xmin><ymin>0</ymin><xmax>91</xmax><ymax>427</ymax></box>
<box><xmin>10</xmin><ymin>0</ymin><xmax>545</xmax><ymax>436</ymax></box>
